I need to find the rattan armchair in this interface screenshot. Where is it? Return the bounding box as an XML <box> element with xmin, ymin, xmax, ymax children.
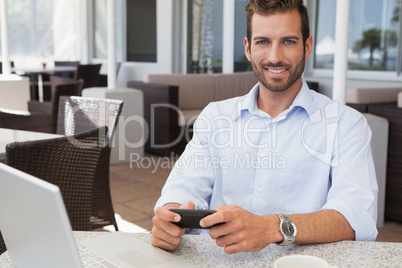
<box><xmin>0</xmin><ymin>231</ymin><xmax>6</xmax><ymax>255</ymax></box>
<box><xmin>57</xmin><ymin>96</ymin><xmax>123</xmax><ymax>230</ymax></box>
<box><xmin>75</xmin><ymin>64</ymin><xmax>102</xmax><ymax>89</ymax></box>
<box><xmin>57</xmin><ymin>96</ymin><xmax>123</xmax><ymax>144</ymax></box>
<box><xmin>27</xmin><ymin>79</ymin><xmax>84</xmax><ymax>133</ymax></box>
<box><xmin>5</xmin><ymin>126</ymin><xmax>109</xmax><ymax>231</ymax></box>
<box><xmin>367</xmin><ymin>104</ymin><xmax>402</xmax><ymax>222</ymax></box>
<box><xmin>50</xmin><ymin>64</ymin><xmax>102</xmax><ymax>92</ymax></box>
<box><xmin>54</xmin><ymin>60</ymin><xmax>80</xmax><ymax>78</ymax></box>
<box><xmin>0</xmin><ymin>108</ymin><xmax>53</xmax><ymax>133</ymax></box>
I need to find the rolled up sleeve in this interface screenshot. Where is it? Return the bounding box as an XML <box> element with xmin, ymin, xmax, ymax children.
<box><xmin>322</xmin><ymin>111</ymin><xmax>378</xmax><ymax>241</ymax></box>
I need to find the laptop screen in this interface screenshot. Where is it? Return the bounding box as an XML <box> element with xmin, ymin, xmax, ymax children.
<box><xmin>0</xmin><ymin>163</ymin><xmax>82</xmax><ymax>267</ymax></box>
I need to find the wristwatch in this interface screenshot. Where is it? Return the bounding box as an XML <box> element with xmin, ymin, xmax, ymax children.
<box><xmin>276</xmin><ymin>213</ymin><xmax>297</xmax><ymax>246</ymax></box>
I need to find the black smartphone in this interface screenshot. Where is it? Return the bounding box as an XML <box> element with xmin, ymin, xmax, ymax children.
<box><xmin>169</xmin><ymin>209</ymin><xmax>222</xmax><ymax>229</ymax></box>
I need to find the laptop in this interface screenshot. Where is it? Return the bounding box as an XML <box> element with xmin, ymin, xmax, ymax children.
<box><xmin>0</xmin><ymin>163</ymin><xmax>197</xmax><ymax>268</ymax></box>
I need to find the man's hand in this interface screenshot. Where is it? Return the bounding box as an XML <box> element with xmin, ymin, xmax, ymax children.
<box><xmin>200</xmin><ymin>204</ymin><xmax>283</xmax><ymax>254</ymax></box>
<box><xmin>151</xmin><ymin>201</ymin><xmax>195</xmax><ymax>251</ymax></box>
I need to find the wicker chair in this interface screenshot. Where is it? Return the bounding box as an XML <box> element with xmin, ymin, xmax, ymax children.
<box><xmin>50</xmin><ymin>64</ymin><xmax>101</xmax><ymax>92</ymax></box>
<box><xmin>75</xmin><ymin>64</ymin><xmax>102</xmax><ymax>90</ymax></box>
<box><xmin>97</xmin><ymin>62</ymin><xmax>122</xmax><ymax>87</ymax></box>
<box><xmin>57</xmin><ymin>96</ymin><xmax>123</xmax><ymax>230</ymax></box>
<box><xmin>5</xmin><ymin>126</ymin><xmax>109</xmax><ymax>231</ymax></box>
<box><xmin>57</xmin><ymin>96</ymin><xmax>123</xmax><ymax>145</ymax></box>
<box><xmin>27</xmin><ymin>79</ymin><xmax>84</xmax><ymax>133</ymax></box>
<box><xmin>54</xmin><ymin>60</ymin><xmax>80</xmax><ymax>78</ymax></box>
<box><xmin>367</xmin><ymin>104</ymin><xmax>402</xmax><ymax>222</ymax></box>
<box><xmin>0</xmin><ymin>108</ymin><xmax>53</xmax><ymax>133</ymax></box>
<box><xmin>0</xmin><ymin>231</ymin><xmax>6</xmax><ymax>255</ymax></box>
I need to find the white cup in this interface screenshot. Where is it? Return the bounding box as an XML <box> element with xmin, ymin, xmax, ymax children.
<box><xmin>274</xmin><ymin>255</ymin><xmax>329</xmax><ymax>268</ymax></box>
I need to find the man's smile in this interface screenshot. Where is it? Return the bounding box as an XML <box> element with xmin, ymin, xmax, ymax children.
<box><xmin>267</xmin><ymin>68</ymin><xmax>287</xmax><ymax>74</ymax></box>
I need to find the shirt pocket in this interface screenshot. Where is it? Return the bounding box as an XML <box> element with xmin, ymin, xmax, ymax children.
<box><xmin>276</xmin><ymin>162</ymin><xmax>327</xmax><ymax>214</ymax></box>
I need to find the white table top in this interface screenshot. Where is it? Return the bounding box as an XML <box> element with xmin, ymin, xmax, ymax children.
<box><xmin>12</xmin><ymin>66</ymin><xmax>76</xmax><ymax>75</ymax></box>
<box><xmin>1</xmin><ymin>232</ymin><xmax>401</xmax><ymax>267</ymax></box>
<box><xmin>0</xmin><ymin>128</ymin><xmax>63</xmax><ymax>154</ymax></box>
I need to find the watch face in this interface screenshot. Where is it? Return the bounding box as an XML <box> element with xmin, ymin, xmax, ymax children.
<box><xmin>281</xmin><ymin>221</ymin><xmax>295</xmax><ymax>236</ymax></box>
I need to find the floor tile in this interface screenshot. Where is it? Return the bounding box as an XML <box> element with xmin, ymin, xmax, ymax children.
<box><xmin>123</xmin><ymin>195</ymin><xmax>161</xmax><ymax>216</ymax></box>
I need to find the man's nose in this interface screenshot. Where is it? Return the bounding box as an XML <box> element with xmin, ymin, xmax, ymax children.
<box><xmin>266</xmin><ymin>43</ymin><xmax>283</xmax><ymax>64</ymax></box>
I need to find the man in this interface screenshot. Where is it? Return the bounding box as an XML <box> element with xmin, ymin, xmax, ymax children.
<box><xmin>152</xmin><ymin>0</ymin><xmax>378</xmax><ymax>254</ymax></box>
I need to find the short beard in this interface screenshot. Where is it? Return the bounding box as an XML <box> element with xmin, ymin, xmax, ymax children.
<box><xmin>251</xmin><ymin>52</ymin><xmax>306</xmax><ymax>93</ymax></box>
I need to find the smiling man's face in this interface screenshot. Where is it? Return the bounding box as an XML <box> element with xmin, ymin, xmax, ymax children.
<box><xmin>244</xmin><ymin>9</ymin><xmax>312</xmax><ymax>93</ymax></box>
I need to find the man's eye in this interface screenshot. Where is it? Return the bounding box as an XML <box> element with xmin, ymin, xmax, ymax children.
<box><xmin>256</xmin><ymin>40</ymin><xmax>268</xmax><ymax>45</ymax></box>
<box><xmin>284</xmin><ymin>40</ymin><xmax>296</xmax><ymax>45</ymax></box>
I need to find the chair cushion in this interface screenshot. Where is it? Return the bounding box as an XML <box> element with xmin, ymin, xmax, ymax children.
<box><xmin>145</xmin><ymin>74</ymin><xmax>215</xmax><ymax>110</ymax></box>
<box><xmin>28</xmin><ymin>101</ymin><xmax>52</xmax><ymax>114</ymax></box>
<box><xmin>398</xmin><ymin>92</ymin><xmax>402</xmax><ymax>108</ymax></box>
<box><xmin>213</xmin><ymin>72</ymin><xmax>258</xmax><ymax>101</ymax></box>
<box><xmin>363</xmin><ymin>113</ymin><xmax>388</xmax><ymax>227</ymax></box>
<box><xmin>178</xmin><ymin>109</ymin><xmax>203</xmax><ymax>127</ymax></box>
<box><xmin>346</xmin><ymin>87</ymin><xmax>402</xmax><ymax>104</ymax></box>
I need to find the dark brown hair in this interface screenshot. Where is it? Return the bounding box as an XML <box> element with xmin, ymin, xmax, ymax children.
<box><xmin>245</xmin><ymin>0</ymin><xmax>310</xmax><ymax>45</ymax></box>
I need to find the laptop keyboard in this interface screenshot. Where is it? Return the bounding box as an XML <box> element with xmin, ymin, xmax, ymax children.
<box><xmin>79</xmin><ymin>246</ymin><xmax>119</xmax><ymax>268</ymax></box>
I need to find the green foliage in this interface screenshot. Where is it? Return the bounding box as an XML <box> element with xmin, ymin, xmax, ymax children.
<box><xmin>210</xmin><ymin>57</ymin><xmax>222</xmax><ymax>66</ymax></box>
<box><xmin>350</xmin><ymin>64</ymin><xmax>385</xmax><ymax>71</ymax></box>
<box><xmin>353</xmin><ymin>28</ymin><xmax>381</xmax><ymax>53</ymax></box>
<box><xmin>353</xmin><ymin>27</ymin><xmax>397</xmax><ymax>67</ymax></box>
<box><xmin>238</xmin><ymin>55</ymin><xmax>249</xmax><ymax>62</ymax></box>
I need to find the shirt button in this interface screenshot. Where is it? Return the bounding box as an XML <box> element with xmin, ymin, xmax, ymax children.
<box><xmin>257</xmin><ymin>187</ymin><xmax>262</xmax><ymax>193</ymax></box>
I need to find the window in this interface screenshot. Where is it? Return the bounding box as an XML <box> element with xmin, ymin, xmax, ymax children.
<box><xmin>1</xmin><ymin>0</ymin><xmax>53</xmax><ymax>66</ymax></box>
<box><xmin>315</xmin><ymin>0</ymin><xmax>400</xmax><ymax>72</ymax></box>
<box><xmin>92</xmin><ymin>0</ymin><xmax>156</xmax><ymax>63</ymax></box>
<box><xmin>93</xmin><ymin>0</ymin><xmax>108</xmax><ymax>59</ymax></box>
<box><xmin>126</xmin><ymin>0</ymin><xmax>157</xmax><ymax>62</ymax></box>
<box><xmin>92</xmin><ymin>0</ymin><xmax>124</xmax><ymax>61</ymax></box>
<box><xmin>187</xmin><ymin>0</ymin><xmax>223</xmax><ymax>73</ymax></box>
<box><xmin>234</xmin><ymin>0</ymin><xmax>251</xmax><ymax>72</ymax></box>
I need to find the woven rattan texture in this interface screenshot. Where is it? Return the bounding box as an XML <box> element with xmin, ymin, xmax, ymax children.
<box><xmin>57</xmin><ymin>96</ymin><xmax>123</xmax><ymax>230</ymax></box>
<box><xmin>0</xmin><ymin>231</ymin><xmax>6</xmax><ymax>255</ymax></box>
<box><xmin>5</xmin><ymin>127</ymin><xmax>107</xmax><ymax>231</ymax></box>
<box><xmin>74</xmin><ymin>64</ymin><xmax>102</xmax><ymax>90</ymax></box>
<box><xmin>368</xmin><ymin>104</ymin><xmax>402</xmax><ymax>222</ymax></box>
<box><xmin>57</xmin><ymin>96</ymin><xmax>123</xmax><ymax>145</ymax></box>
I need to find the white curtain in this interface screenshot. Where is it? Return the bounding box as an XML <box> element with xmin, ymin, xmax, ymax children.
<box><xmin>199</xmin><ymin>0</ymin><xmax>214</xmax><ymax>72</ymax></box>
<box><xmin>190</xmin><ymin>0</ymin><xmax>217</xmax><ymax>73</ymax></box>
<box><xmin>53</xmin><ymin>0</ymin><xmax>80</xmax><ymax>61</ymax></box>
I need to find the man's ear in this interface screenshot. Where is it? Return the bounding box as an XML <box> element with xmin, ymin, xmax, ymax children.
<box><xmin>244</xmin><ymin>37</ymin><xmax>251</xmax><ymax>62</ymax></box>
<box><xmin>305</xmin><ymin>35</ymin><xmax>313</xmax><ymax>61</ymax></box>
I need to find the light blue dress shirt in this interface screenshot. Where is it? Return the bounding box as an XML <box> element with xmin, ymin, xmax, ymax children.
<box><xmin>155</xmin><ymin>79</ymin><xmax>378</xmax><ymax>241</ymax></box>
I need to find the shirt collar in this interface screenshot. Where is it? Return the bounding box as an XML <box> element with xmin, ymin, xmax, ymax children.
<box><xmin>289</xmin><ymin>79</ymin><xmax>315</xmax><ymax>116</ymax></box>
<box><xmin>234</xmin><ymin>78</ymin><xmax>314</xmax><ymax>121</ymax></box>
